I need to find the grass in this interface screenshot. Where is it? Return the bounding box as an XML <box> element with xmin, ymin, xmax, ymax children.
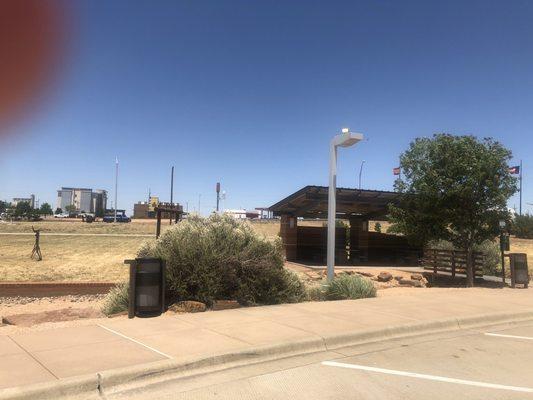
<box><xmin>0</xmin><ymin>218</ymin><xmax>162</xmax><ymax>235</ymax></box>
<box><xmin>3</xmin><ymin>219</ymin><xmax>532</xmax><ymax>282</ymax></box>
<box><xmin>0</xmin><ymin>235</ymin><xmax>145</xmax><ymax>281</ymax></box>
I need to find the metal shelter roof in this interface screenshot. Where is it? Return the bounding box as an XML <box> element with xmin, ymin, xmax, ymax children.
<box><xmin>269</xmin><ymin>185</ymin><xmax>399</xmax><ymax>220</ymax></box>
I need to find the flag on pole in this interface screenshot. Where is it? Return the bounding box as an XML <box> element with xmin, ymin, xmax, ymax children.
<box><xmin>509</xmin><ymin>165</ymin><xmax>520</xmax><ymax>174</ymax></box>
<box><xmin>393</xmin><ymin>167</ymin><xmax>401</xmax><ymax>176</ymax></box>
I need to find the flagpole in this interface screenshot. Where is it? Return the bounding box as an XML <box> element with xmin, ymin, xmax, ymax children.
<box><xmin>518</xmin><ymin>160</ymin><xmax>522</xmax><ymax>215</ymax></box>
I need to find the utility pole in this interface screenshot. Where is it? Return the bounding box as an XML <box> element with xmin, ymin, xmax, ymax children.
<box><xmin>170</xmin><ymin>166</ymin><xmax>174</xmax><ymax>224</ymax></box>
<box><xmin>518</xmin><ymin>160</ymin><xmax>522</xmax><ymax>215</ymax></box>
<box><xmin>198</xmin><ymin>194</ymin><xmax>201</xmax><ymax>215</ymax></box>
<box><xmin>216</xmin><ymin>182</ymin><xmax>221</xmax><ymax>212</ymax></box>
<box><xmin>114</xmin><ymin>156</ymin><xmax>118</xmax><ymax>223</ymax></box>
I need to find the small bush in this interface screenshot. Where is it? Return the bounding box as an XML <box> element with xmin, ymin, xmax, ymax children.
<box><xmin>325</xmin><ymin>274</ymin><xmax>376</xmax><ymax>300</ymax></box>
<box><xmin>512</xmin><ymin>214</ymin><xmax>533</xmax><ymax>239</ymax></box>
<box><xmin>140</xmin><ymin>214</ymin><xmax>306</xmax><ymax>306</ymax></box>
<box><xmin>102</xmin><ymin>281</ymin><xmax>129</xmax><ymax>315</ymax></box>
<box><xmin>374</xmin><ymin>222</ymin><xmax>382</xmax><ymax>233</ymax></box>
<box><xmin>307</xmin><ymin>285</ymin><xmax>326</xmax><ymax>301</ymax></box>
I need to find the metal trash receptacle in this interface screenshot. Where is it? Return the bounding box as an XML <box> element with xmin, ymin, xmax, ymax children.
<box><xmin>509</xmin><ymin>253</ymin><xmax>529</xmax><ymax>288</ymax></box>
<box><xmin>125</xmin><ymin>258</ymin><xmax>165</xmax><ymax>318</ymax></box>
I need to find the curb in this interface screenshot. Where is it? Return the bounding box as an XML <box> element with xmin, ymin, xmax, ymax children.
<box><xmin>2</xmin><ymin>310</ymin><xmax>533</xmax><ymax>400</ymax></box>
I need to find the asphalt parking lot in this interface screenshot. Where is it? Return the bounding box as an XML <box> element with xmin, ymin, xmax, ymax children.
<box><xmin>110</xmin><ymin>321</ymin><xmax>533</xmax><ymax>400</ymax></box>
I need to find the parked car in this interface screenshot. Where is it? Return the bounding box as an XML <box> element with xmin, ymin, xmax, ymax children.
<box><xmin>103</xmin><ymin>214</ymin><xmax>131</xmax><ymax>223</ymax></box>
<box><xmin>54</xmin><ymin>213</ymin><xmax>70</xmax><ymax>218</ymax></box>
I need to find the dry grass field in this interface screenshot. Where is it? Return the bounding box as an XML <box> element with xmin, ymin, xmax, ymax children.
<box><xmin>0</xmin><ymin>235</ymin><xmax>146</xmax><ymax>282</ymax></box>
<box><xmin>2</xmin><ymin>219</ymin><xmax>532</xmax><ymax>282</ymax></box>
<box><xmin>0</xmin><ymin>219</ymin><xmax>283</xmax><ymax>282</ymax></box>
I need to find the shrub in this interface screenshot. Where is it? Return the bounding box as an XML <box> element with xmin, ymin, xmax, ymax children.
<box><xmin>374</xmin><ymin>222</ymin><xmax>382</xmax><ymax>233</ymax></box>
<box><xmin>307</xmin><ymin>285</ymin><xmax>326</xmax><ymax>301</ymax></box>
<box><xmin>512</xmin><ymin>214</ymin><xmax>533</xmax><ymax>239</ymax></box>
<box><xmin>324</xmin><ymin>274</ymin><xmax>376</xmax><ymax>300</ymax></box>
<box><xmin>102</xmin><ymin>281</ymin><xmax>129</xmax><ymax>315</ymax></box>
<box><xmin>140</xmin><ymin>214</ymin><xmax>306</xmax><ymax>306</ymax></box>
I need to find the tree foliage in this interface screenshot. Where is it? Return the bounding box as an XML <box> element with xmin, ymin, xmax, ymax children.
<box><xmin>14</xmin><ymin>201</ymin><xmax>33</xmax><ymax>218</ymax></box>
<box><xmin>512</xmin><ymin>213</ymin><xmax>533</xmax><ymax>239</ymax></box>
<box><xmin>389</xmin><ymin>134</ymin><xmax>517</xmax><ymax>286</ymax></box>
<box><xmin>39</xmin><ymin>202</ymin><xmax>53</xmax><ymax>215</ymax></box>
<box><xmin>64</xmin><ymin>204</ymin><xmax>76</xmax><ymax>213</ymax></box>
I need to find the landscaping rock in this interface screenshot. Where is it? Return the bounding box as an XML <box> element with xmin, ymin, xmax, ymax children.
<box><xmin>411</xmin><ymin>273</ymin><xmax>424</xmax><ymax>281</ymax></box>
<box><xmin>168</xmin><ymin>301</ymin><xmax>207</xmax><ymax>314</ymax></box>
<box><xmin>2</xmin><ymin>307</ymin><xmax>103</xmax><ymax>327</ymax></box>
<box><xmin>357</xmin><ymin>271</ymin><xmax>374</xmax><ymax>278</ymax></box>
<box><xmin>377</xmin><ymin>272</ymin><xmax>393</xmax><ymax>282</ymax></box>
<box><xmin>212</xmin><ymin>300</ymin><xmax>241</xmax><ymax>311</ymax></box>
<box><xmin>399</xmin><ymin>279</ymin><xmax>424</xmax><ymax>288</ymax></box>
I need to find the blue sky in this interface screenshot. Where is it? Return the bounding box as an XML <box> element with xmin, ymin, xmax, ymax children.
<box><xmin>1</xmin><ymin>0</ymin><xmax>532</xmax><ymax>214</ymax></box>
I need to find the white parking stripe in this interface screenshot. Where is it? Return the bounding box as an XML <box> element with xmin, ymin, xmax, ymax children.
<box><xmin>485</xmin><ymin>332</ymin><xmax>533</xmax><ymax>341</ymax></box>
<box><xmin>97</xmin><ymin>324</ymin><xmax>173</xmax><ymax>359</ymax></box>
<box><xmin>322</xmin><ymin>361</ymin><xmax>533</xmax><ymax>393</ymax></box>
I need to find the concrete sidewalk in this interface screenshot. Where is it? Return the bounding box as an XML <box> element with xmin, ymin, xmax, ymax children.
<box><xmin>1</xmin><ymin>288</ymin><xmax>532</xmax><ymax>397</ymax></box>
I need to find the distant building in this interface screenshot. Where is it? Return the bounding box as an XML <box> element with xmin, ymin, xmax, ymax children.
<box><xmin>133</xmin><ymin>197</ymin><xmax>182</xmax><ymax>219</ymax></box>
<box><xmin>12</xmin><ymin>194</ymin><xmax>35</xmax><ymax>208</ymax></box>
<box><xmin>224</xmin><ymin>209</ymin><xmax>265</xmax><ymax>219</ymax></box>
<box><xmin>92</xmin><ymin>190</ymin><xmax>108</xmax><ymax>217</ymax></box>
<box><xmin>224</xmin><ymin>209</ymin><xmax>246</xmax><ymax>219</ymax></box>
<box><xmin>56</xmin><ymin>187</ymin><xmax>107</xmax><ymax>214</ymax></box>
<box><xmin>133</xmin><ymin>195</ymin><xmax>160</xmax><ymax>218</ymax></box>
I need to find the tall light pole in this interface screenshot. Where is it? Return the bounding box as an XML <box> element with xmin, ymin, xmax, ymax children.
<box><xmin>114</xmin><ymin>156</ymin><xmax>118</xmax><ymax>223</ymax></box>
<box><xmin>358</xmin><ymin>160</ymin><xmax>366</xmax><ymax>190</ymax></box>
<box><xmin>327</xmin><ymin>128</ymin><xmax>363</xmax><ymax>281</ymax></box>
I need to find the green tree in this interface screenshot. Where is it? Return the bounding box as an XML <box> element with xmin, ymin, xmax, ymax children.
<box><xmin>389</xmin><ymin>134</ymin><xmax>517</xmax><ymax>287</ymax></box>
<box><xmin>512</xmin><ymin>213</ymin><xmax>533</xmax><ymax>239</ymax></box>
<box><xmin>64</xmin><ymin>204</ymin><xmax>77</xmax><ymax>213</ymax></box>
<box><xmin>14</xmin><ymin>201</ymin><xmax>33</xmax><ymax>218</ymax></box>
<box><xmin>0</xmin><ymin>200</ymin><xmax>7</xmax><ymax>213</ymax></box>
<box><xmin>39</xmin><ymin>203</ymin><xmax>53</xmax><ymax>216</ymax></box>
<box><xmin>55</xmin><ymin>207</ymin><xmax>63</xmax><ymax>215</ymax></box>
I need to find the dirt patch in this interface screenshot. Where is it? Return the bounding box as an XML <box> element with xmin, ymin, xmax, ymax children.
<box><xmin>3</xmin><ymin>307</ymin><xmax>104</xmax><ymax>327</ymax></box>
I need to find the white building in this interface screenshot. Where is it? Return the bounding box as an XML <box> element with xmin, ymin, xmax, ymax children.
<box><xmin>12</xmin><ymin>194</ymin><xmax>35</xmax><ymax>208</ymax></box>
<box><xmin>224</xmin><ymin>209</ymin><xmax>247</xmax><ymax>219</ymax></box>
<box><xmin>57</xmin><ymin>187</ymin><xmax>107</xmax><ymax>214</ymax></box>
<box><xmin>224</xmin><ymin>209</ymin><xmax>260</xmax><ymax>219</ymax></box>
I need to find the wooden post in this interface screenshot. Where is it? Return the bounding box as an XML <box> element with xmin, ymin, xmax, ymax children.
<box><xmin>451</xmin><ymin>250</ymin><xmax>456</xmax><ymax>278</ymax></box>
<box><xmin>156</xmin><ymin>209</ymin><xmax>162</xmax><ymax>238</ymax></box>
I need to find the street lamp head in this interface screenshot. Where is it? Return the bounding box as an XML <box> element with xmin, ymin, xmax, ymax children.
<box><xmin>333</xmin><ymin>130</ymin><xmax>364</xmax><ymax>148</ymax></box>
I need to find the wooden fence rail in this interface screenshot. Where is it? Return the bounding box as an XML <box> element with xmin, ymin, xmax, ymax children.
<box><xmin>423</xmin><ymin>248</ymin><xmax>484</xmax><ymax>278</ymax></box>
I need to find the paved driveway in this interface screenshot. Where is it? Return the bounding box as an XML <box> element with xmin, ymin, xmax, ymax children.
<box><xmin>110</xmin><ymin>322</ymin><xmax>533</xmax><ymax>399</ymax></box>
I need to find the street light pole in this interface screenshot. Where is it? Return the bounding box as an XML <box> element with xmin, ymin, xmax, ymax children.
<box><xmin>114</xmin><ymin>156</ymin><xmax>118</xmax><ymax>223</ymax></box>
<box><xmin>358</xmin><ymin>160</ymin><xmax>366</xmax><ymax>190</ymax></box>
<box><xmin>327</xmin><ymin>128</ymin><xmax>363</xmax><ymax>281</ymax></box>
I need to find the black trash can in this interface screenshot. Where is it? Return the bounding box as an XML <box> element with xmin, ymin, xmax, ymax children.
<box><xmin>125</xmin><ymin>258</ymin><xmax>165</xmax><ymax>318</ymax></box>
